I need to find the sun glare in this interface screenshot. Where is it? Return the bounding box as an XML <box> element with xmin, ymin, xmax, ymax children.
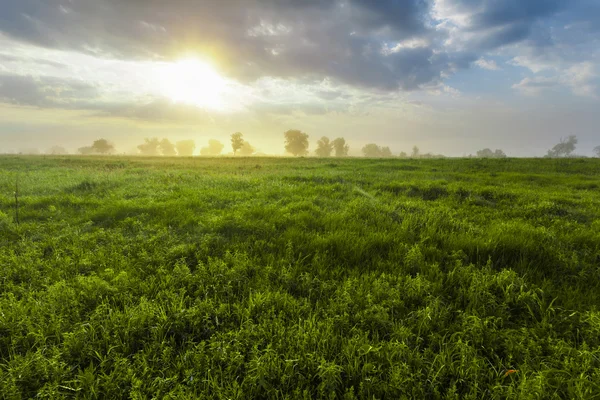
<box><xmin>157</xmin><ymin>58</ymin><xmax>229</xmax><ymax>110</ymax></box>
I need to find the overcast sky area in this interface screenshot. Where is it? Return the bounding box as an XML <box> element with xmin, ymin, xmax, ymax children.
<box><xmin>0</xmin><ymin>0</ymin><xmax>599</xmax><ymax>156</ymax></box>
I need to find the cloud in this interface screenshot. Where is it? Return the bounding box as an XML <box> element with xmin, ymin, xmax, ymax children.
<box><xmin>512</xmin><ymin>76</ymin><xmax>560</xmax><ymax>96</ymax></box>
<box><xmin>475</xmin><ymin>58</ymin><xmax>500</xmax><ymax>70</ymax></box>
<box><xmin>564</xmin><ymin>62</ymin><xmax>597</xmax><ymax>97</ymax></box>
<box><xmin>512</xmin><ymin>62</ymin><xmax>597</xmax><ymax>97</ymax></box>
<box><xmin>0</xmin><ymin>73</ymin><xmax>98</xmax><ymax>107</ymax></box>
<box><xmin>0</xmin><ymin>0</ymin><xmax>466</xmax><ymax>92</ymax></box>
<box><xmin>0</xmin><ymin>0</ymin><xmax>597</xmax><ymax>103</ymax></box>
<box><xmin>434</xmin><ymin>0</ymin><xmax>568</xmax><ymax>52</ymax></box>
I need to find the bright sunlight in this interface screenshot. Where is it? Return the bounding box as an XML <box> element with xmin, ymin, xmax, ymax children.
<box><xmin>156</xmin><ymin>58</ymin><xmax>229</xmax><ymax>110</ymax></box>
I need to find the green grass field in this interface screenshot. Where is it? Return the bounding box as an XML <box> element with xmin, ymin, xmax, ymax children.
<box><xmin>1</xmin><ymin>156</ymin><xmax>599</xmax><ymax>399</ymax></box>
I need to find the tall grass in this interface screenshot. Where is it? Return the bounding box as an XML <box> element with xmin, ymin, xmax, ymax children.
<box><xmin>0</xmin><ymin>156</ymin><xmax>599</xmax><ymax>398</ymax></box>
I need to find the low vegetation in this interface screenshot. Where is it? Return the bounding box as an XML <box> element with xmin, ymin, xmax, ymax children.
<box><xmin>1</xmin><ymin>156</ymin><xmax>599</xmax><ymax>398</ymax></box>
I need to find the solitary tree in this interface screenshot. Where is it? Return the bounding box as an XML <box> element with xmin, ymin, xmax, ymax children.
<box><xmin>362</xmin><ymin>143</ymin><xmax>382</xmax><ymax>157</ymax></box>
<box><xmin>176</xmin><ymin>140</ymin><xmax>196</xmax><ymax>156</ymax></box>
<box><xmin>160</xmin><ymin>138</ymin><xmax>177</xmax><ymax>156</ymax></box>
<box><xmin>494</xmin><ymin>149</ymin><xmax>507</xmax><ymax>158</ymax></box>
<box><xmin>546</xmin><ymin>135</ymin><xmax>577</xmax><ymax>158</ymax></box>
<box><xmin>200</xmin><ymin>139</ymin><xmax>225</xmax><ymax>156</ymax></box>
<box><xmin>476</xmin><ymin>148</ymin><xmax>494</xmax><ymax>158</ymax></box>
<box><xmin>78</xmin><ymin>146</ymin><xmax>94</xmax><ymax>155</ymax></box>
<box><xmin>477</xmin><ymin>148</ymin><xmax>507</xmax><ymax>158</ymax></box>
<box><xmin>92</xmin><ymin>139</ymin><xmax>115</xmax><ymax>154</ymax></box>
<box><xmin>138</xmin><ymin>138</ymin><xmax>161</xmax><ymax>156</ymax></box>
<box><xmin>284</xmin><ymin>129</ymin><xmax>309</xmax><ymax>156</ymax></box>
<box><xmin>78</xmin><ymin>139</ymin><xmax>115</xmax><ymax>155</ymax></box>
<box><xmin>315</xmin><ymin>136</ymin><xmax>333</xmax><ymax>157</ymax></box>
<box><xmin>593</xmin><ymin>145</ymin><xmax>600</xmax><ymax>158</ymax></box>
<box><xmin>332</xmin><ymin>137</ymin><xmax>349</xmax><ymax>157</ymax></box>
<box><xmin>381</xmin><ymin>147</ymin><xmax>393</xmax><ymax>158</ymax></box>
<box><xmin>239</xmin><ymin>141</ymin><xmax>256</xmax><ymax>156</ymax></box>
<box><xmin>48</xmin><ymin>146</ymin><xmax>68</xmax><ymax>155</ymax></box>
<box><xmin>411</xmin><ymin>146</ymin><xmax>420</xmax><ymax>158</ymax></box>
<box><xmin>231</xmin><ymin>132</ymin><xmax>244</xmax><ymax>155</ymax></box>
<box><xmin>399</xmin><ymin>151</ymin><xmax>408</xmax><ymax>158</ymax></box>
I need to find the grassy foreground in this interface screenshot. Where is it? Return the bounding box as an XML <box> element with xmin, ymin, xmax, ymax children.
<box><xmin>1</xmin><ymin>156</ymin><xmax>599</xmax><ymax>399</ymax></box>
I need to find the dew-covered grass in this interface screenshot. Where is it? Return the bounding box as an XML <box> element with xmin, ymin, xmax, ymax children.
<box><xmin>1</xmin><ymin>156</ymin><xmax>599</xmax><ymax>399</ymax></box>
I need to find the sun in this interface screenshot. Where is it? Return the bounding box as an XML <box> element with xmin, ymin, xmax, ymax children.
<box><xmin>157</xmin><ymin>58</ymin><xmax>229</xmax><ymax>110</ymax></box>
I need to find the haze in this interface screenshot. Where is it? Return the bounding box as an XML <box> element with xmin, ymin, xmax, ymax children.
<box><xmin>0</xmin><ymin>0</ymin><xmax>599</xmax><ymax>156</ymax></box>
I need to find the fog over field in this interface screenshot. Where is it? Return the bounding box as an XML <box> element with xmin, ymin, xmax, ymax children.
<box><xmin>0</xmin><ymin>0</ymin><xmax>599</xmax><ymax>156</ymax></box>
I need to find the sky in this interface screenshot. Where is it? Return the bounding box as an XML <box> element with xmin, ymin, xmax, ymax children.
<box><xmin>0</xmin><ymin>0</ymin><xmax>599</xmax><ymax>156</ymax></box>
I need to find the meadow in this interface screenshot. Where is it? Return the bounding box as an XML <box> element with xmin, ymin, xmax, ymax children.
<box><xmin>0</xmin><ymin>156</ymin><xmax>599</xmax><ymax>399</ymax></box>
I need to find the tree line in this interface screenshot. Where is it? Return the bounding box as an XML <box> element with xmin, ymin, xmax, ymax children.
<box><xmin>27</xmin><ymin>133</ymin><xmax>600</xmax><ymax>158</ymax></box>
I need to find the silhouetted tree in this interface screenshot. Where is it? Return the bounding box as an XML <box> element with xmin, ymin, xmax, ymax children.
<box><xmin>594</xmin><ymin>145</ymin><xmax>600</xmax><ymax>158</ymax></box>
<box><xmin>200</xmin><ymin>139</ymin><xmax>225</xmax><ymax>156</ymax></box>
<box><xmin>138</xmin><ymin>138</ymin><xmax>161</xmax><ymax>156</ymax></box>
<box><xmin>381</xmin><ymin>147</ymin><xmax>393</xmax><ymax>157</ymax></box>
<box><xmin>411</xmin><ymin>146</ymin><xmax>420</xmax><ymax>158</ymax></box>
<box><xmin>160</xmin><ymin>138</ymin><xmax>177</xmax><ymax>156</ymax></box>
<box><xmin>332</xmin><ymin>137</ymin><xmax>349</xmax><ymax>157</ymax></box>
<box><xmin>238</xmin><ymin>141</ymin><xmax>255</xmax><ymax>156</ymax></box>
<box><xmin>48</xmin><ymin>146</ymin><xmax>68</xmax><ymax>155</ymax></box>
<box><xmin>78</xmin><ymin>146</ymin><xmax>94</xmax><ymax>155</ymax></box>
<box><xmin>231</xmin><ymin>132</ymin><xmax>244</xmax><ymax>155</ymax></box>
<box><xmin>284</xmin><ymin>129</ymin><xmax>309</xmax><ymax>156</ymax></box>
<box><xmin>476</xmin><ymin>148</ymin><xmax>506</xmax><ymax>158</ymax></box>
<box><xmin>78</xmin><ymin>139</ymin><xmax>115</xmax><ymax>155</ymax></box>
<box><xmin>546</xmin><ymin>135</ymin><xmax>577</xmax><ymax>158</ymax></box>
<box><xmin>315</xmin><ymin>136</ymin><xmax>333</xmax><ymax>157</ymax></box>
<box><xmin>176</xmin><ymin>140</ymin><xmax>196</xmax><ymax>156</ymax></box>
<box><xmin>92</xmin><ymin>139</ymin><xmax>115</xmax><ymax>154</ymax></box>
<box><xmin>362</xmin><ymin>143</ymin><xmax>382</xmax><ymax>157</ymax></box>
<box><xmin>494</xmin><ymin>149</ymin><xmax>507</xmax><ymax>158</ymax></box>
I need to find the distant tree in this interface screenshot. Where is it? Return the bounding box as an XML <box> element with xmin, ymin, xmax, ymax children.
<box><xmin>476</xmin><ymin>148</ymin><xmax>496</xmax><ymax>158</ymax></box>
<box><xmin>78</xmin><ymin>139</ymin><xmax>115</xmax><ymax>155</ymax></box>
<box><xmin>284</xmin><ymin>129</ymin><xmax>309</xmax><ymax>156</ymax></box>
<box><xmin>160</xmin><ymin>138</ymin><xmax>177</xmax><ymax>156</ymax></box>
<box><xmin>362</xmin><ymin>143</ymin><xmax>382</xmax><ymax>157</ymax></box>
<box><xmin>381</xmin><ymin>147</ymin><xmax>393</xmax><ymax>158</ymax></box>
<box><xmin>138</xmin><ymin>138</ymin><xmax>161</xmax><ymax>156</ymax></box>
<box><xmin>476</xmin><ymin>148</ymin><xmax>506</xmax><ymax>158</ymax></box>
<box><xmin>399</xmin><ymin>151</ymin><xmax>408</xmax><ymax>158</ymax></box>
<box><xmin>92</xmin><ymin>139</ymin><xmax>115</xmax><ymax>154</ymax></box>
<box><xmin>411</xmin><ymin>146</ymin><xmax>420</xmax><ymax>158</ymax></box>
<box><xmin>48</xmin><ymin>146</ymin><xmax>68</xmax><ymax>155</ymax></box>
<box><xmin>546</xmin><ymin>135</ymin><xmax>577</xmax><ymax>158</ymax></box>
<box><xmin>200</xmin><ymin>139</ymin><xmax>225</xmax><ymax>156</ymax></box>
<box><xmin>238</xmin><ymin>141</ymin><xmax>256</xmax><ymax>156</ymax></box>
<box><xmin>332</xmin><ymin>137</ymin><xmax>349</xmax><ymax>157</ymax></box>
<box><xmin>315</xmin><ymin>136</ymin><xmax>333</xmax><ymax>157</ymax></box>
<box><xmin>78</xmin><ymin>146</ymin><xmax>94</xmax><ymax>155</ymax></box>
<box><xmin>494</xmin><ymin>149</ymin><xmax>507</xmax><ymax>158</ymax></box>
<box><xmin>231</xmin><ymin>132</ymin><xmax>244</xmax><ymax>155</ymax></box>
<box><xmin>176</xmin><ymin>140</ymin><xmax>196</xmax><ymax>157</ymax></box>
<box><xmin>593</xmin><ymin>145</ymin><xmax>600</xmax><ymax>158</ymax></box>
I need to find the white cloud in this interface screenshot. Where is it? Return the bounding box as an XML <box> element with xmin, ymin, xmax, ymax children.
<box><xmin>475</xmin><ymin>58</ymin><xmax>500</xmax><ymax>70</ymax></box>
<box><xmin>512</xmin><ymin>76</ymin><xmax>559</xmax><ymax>96</ymax></box>
<box><xmin>564</xmin><ymin>62</ymin><xmax>597</xmax><ymax>97</ymax></box>
<box><xmin>512</xmin><ymin>62</ymin><xmax>597</xmax><ymax>97</ymax></box>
